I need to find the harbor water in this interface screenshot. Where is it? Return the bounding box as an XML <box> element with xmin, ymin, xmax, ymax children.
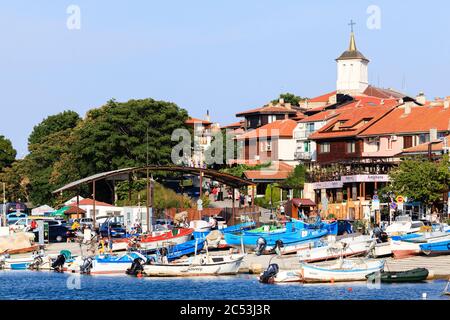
<box><xmin>1</xmin><ymin>271</ymin><xmax>449</xmax><ymax>300</ymax></box>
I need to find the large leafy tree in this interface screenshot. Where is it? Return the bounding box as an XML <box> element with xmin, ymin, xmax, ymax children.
<box><xmin>0</xmin><ymin>159</ymin><xmax>31</xmax><ymax>203</ymax></box>
<box><xmin>389</xmin><ymin>156</ymin><xmax>450</xmax><ymax>208</ymax></box>
<box><xmin>25</xmin><ymin>111</ymin><xmax>81</xmax><ymax>205</ymax></box>
<box><xmin>0</xmin><ymin>135</ymin><xmax>17</xmax><ymax>169</ymax></box>
<box><xmin>28</xmin><ymin>110</ymin><xmax>81</xmax><ymax>146</ymax></box>
<box><xmin>70</xmin><ymin>98</ymin><xmax>189</xmax><ymax>177</ymax></box>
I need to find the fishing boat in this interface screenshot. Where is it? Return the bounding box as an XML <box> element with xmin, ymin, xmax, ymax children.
<box><xmin>259</xmin><ymin>264</ymin><xmax>303</xmax><ymax>284</ymax></box>
<box><xmin>67</xmin><ymin>252</ymin><xmax>148</xmax><ymax>275</ymax></box>
<box><xmin>300</xmin><ymin>258</ymin><xmax>385</xmax><ymax>283</ymax></box>
<box><xmin>192</xmin><ymin>222</ymin><xmax>255</xmax><ymax>248</ymax></box>
<box><xmin>292</xmin><ymin>219</ymin><xmax>339</xmax><ymax>236</ymax></box>
<box><xmin>136</xmin><ymin>228</ymin><xmax>194</xmax><ymax>250</ymax></box>
<box><xmin>224</xmin><ymin>227</ymin><xmax>329</xmax><ymax>250</ymax></box>
<box><xmin>140</xmin><ymin>253</ymin><xmax>245</xmax><ymax>277</ymax></box>
<box><xmin>369</xmin><ymin>241</ymin><xmax>393</xmax><ymax>258</ymax></box>
<box><xmin>366</xmin><ymin>268</ymin><xmax>429</xmax><ymax>283</ymax></box>
<box><xmin>420</xmin><ymin>238</ymin><xmax>450</xmax><ymax>256</ymax></box>
<box><xmin>297</xmin><ymin>235</ymin><xmax>374</xmax><ymax>262</ymax></box>
<box><xmin>392</xmin><ymin>233</ymin><xmax>450</xmax><ymax>258</ymax></box>
<box><xmin>165</xmin><ymin>238</ymin><xmax>205</xmax><ymax>261</ymax></box>
<box><xmin>385</xmin><ymin>215</ymin><xmax>424</xmax><ymax>236</ymax></box>
<box><xmin>0</xmin><ymin>253</ymin><xmax>55</xmax><ymax>270</ymax></box>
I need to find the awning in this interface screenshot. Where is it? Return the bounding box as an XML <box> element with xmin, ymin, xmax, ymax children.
<box><xmin>292</xmin><ymin>198</ymin><xmax>316</xmax><ymax>207</ymax></box>
<box><xmin>51</xmin><ymin>206</ymin><xmax>71</xmax><ymax>217</ymax></box>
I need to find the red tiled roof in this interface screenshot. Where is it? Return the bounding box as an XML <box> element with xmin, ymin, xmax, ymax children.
<box><xmin>308</xmin><ymin>91</ymin><xmax>336</xmax><ymax>103</ymax></box>
<box><xmin>236</xmin><ymin>104</ymin><xmax>297</xmax><ymax>117</ymax></box>
<box><xmin>64</xmin><ymin>206</ymin><xmax>87</xmax><ymax>214</ymax></box>
<box><xmin>222</xmin><ymin>121</ymin><xmax>244</xmax><ymax>129</ymax></box>
<box><xmin>78</xmin><ymin>199</ymin><xmax>114</xmax><ymax>207</ymax></box>
<box><xmin>360</xmin><ymin>105</ymin><xmax>450</xmax><ymax>136</ymax></box>
<box><xmin>401</xmin><ymin>139</ymin><xmax>445</xmax><ymax>154</ymax></box>
<box><xmin>185</xmin><ymin>117</ymin><xmax>212</xmax><ymax>125</ymax></box>
<box><xmin>292</xmin><ymin>198</ymin><xmax>316</xmax><ymax>207</ymax></box>
<box><xmin>237</xmin><ymin>119</ymin><xmax>297</xmax><ymax>140</ymax></box>
<box><xmin>309</xmin><ymin>103</ymin><xmax>397</xmax><ymax>140</ymax></box>
<box><xmin>363</xmin><ymin>86</ymin><xmax>406</xmax><ymax>99</ymax></box>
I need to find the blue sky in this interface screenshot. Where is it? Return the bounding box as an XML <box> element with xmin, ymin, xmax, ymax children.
<box><xmin>1</xmin><ymin>0</ymin><xmax>450</xmax><ymax>157</ymax></box>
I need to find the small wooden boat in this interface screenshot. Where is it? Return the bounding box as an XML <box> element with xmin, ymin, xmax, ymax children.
<box><xmin>420</xmin><ymin>238</ymin><xmax>450</xmax><ymax>256</ymax></box>
<box><xmin>0</xmin><ymin>244</ymin><xmax>41</xmax><ymax>256</ymax></box>
<box><xmin>300</xmin><ymin>259</ymin><xmax>385</xmax><ymax>283</ymax></box>
<box><xmin>141</xmin><ymin>253</ymin><xmax>245</xmax><ymax>277</ymax></box>
<box><xmin>136</xmin><ymin>228</ymin><xmax>194</xmax><ymax>250</ymax></box>
<box><xmin>224</xmin><ymin>227</ymin><xmax>328</xmax><ymax>250</ymax></box>
<box><xmin>297</xmin><ymin>235</ymin><xmax>373</xmax><ymax>262</ymax></box>
<box><xmin>366</xmin><ymin>268</ymin><xmax>429</xmax><ymax>283</ymax></box>
<box><xmin>369</xmin><ymin>241</ymin><xmax>393</xmax><ymax>258</ymax></box>
<box><xmin>392</xmin><ymin>234</ymin><xmax>450</xmax><ymax>258</ymax></box>
<box><xmin>259</xmin><ymin>264</ymin><xmax>303</xmax><ymax>284</ymax></box>
<box><xmin>67</xmin><ymin>252</ymin><xmax>148</xmax><ymax>275</ymax></box>
<box><xmin>0</xmin><ymin>253</ymin><xmax>55</xmax><ymax>270</ymax></box>
<box><xmin>385</xmin><ymin>215</ymin><xmax>425</xmax><ymax>236</ymax></box>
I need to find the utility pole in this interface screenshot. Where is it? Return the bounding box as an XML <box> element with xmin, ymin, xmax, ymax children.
<box><xmin>2</xmin><ymin>182</ymin><xmax>6</xmax><ymax>227</ymax></box>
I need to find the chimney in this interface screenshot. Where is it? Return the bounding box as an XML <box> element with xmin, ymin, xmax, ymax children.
<box><xmin>444</xmin><ymin>100</ymin><xmax>450</xmax><ymax>109</ymax></box>
<box><xmin>430</xmin><ymin>128</ymin><xmax>438</xmax><ymax>141</ymax></box>
<box><xmin>205</xmin><ymin>110</ymin><xmax>210</xmax><ymax>122</ymax></box>
<box><xmin>416</xmin><ymin>92</ymin><xmax>426</xmax><ymax>104</ymax></box>
<box><xmin>404</xmin><ymin>103</ymin><xmax>412</xmax><ymax>115</ymax></box>
<box><xmin>279</xmin><ymin>98</ymin><xmax>285</xmax><ymax>105</ymax></box>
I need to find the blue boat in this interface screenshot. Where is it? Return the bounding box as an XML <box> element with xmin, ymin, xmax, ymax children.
<box><xmin>224</xmin><ymin>227</ymin><xmax>328</xmax><ymax>248</ymax></box>
<box><xmin>420</xmin><ymin>238</ymin><xmax>450</xmax><ymax>255</ymax></box>
<box><xmin>291</xmin><ymin>219</ymin><xmax>338</xmax><ymax>236</ymax></box>
<box><xmin>193</xmin><ymin>222</ymin><xmax>256</xmax><ymax>240</ymax></box>
<box><xmin>165</xmin><ymin>239</ymin><xmax>205</xmax><ymax>261</ymax></box>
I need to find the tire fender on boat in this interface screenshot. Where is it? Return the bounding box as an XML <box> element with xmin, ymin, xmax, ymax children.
<box><xmin>200</xmin><ymin>258</ymin><xmax>207</xmax><ymax>265</ymax></box>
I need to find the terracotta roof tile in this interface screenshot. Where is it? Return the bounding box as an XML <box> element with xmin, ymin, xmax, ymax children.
<box><xmin>237</xmin><ymin>119</ymin><xmax>297</xmax><ymax>140</ymax></box>
<box><xmin>78</xmin><ymin>198</ymin><xmax>114</xmax><ymax>207</ymax></box>
<box><xmin>360</xmin><ymin>105</ymin><xmax>450</xmax><ymax>136</ymax></box>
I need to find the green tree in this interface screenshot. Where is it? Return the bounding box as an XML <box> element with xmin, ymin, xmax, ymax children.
<box><xmin>0</xmin><ymin>135</ymin><xmax>17</xmax><ymax>169</ymax></box>
<box><xmin>272</xmin><ymin>93</ymin><xmax>308</xmax><ymax>106</ymax></box>
<box><xmin>71</xmin><ymin>98</ymin><xmax>189</xmax><ymax>177</ymax></box>
<box><xmin>279</xmin><ymin>164</ymin><xmax>306</xmax><ymax>198</ymax></box>
<box><xmin>0</xmin><ymin>159</ymin><xmax>30</xmax><ymax>202</ymax></box>
<box><xmin>389</xmin><ymin>156</ymin><xmax>450</xmax><ymax>208</ymax></box>
<box><xmin>28</xmin><ymin>110</ymin><xmax>81</xmax><ymax>146</ymax></box>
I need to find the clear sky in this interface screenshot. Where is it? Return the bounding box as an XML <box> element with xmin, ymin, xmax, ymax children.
<box><xmin>1</xmin><ymin>0</ymin><xmax>450</xmax><ymax>157</ymax></box>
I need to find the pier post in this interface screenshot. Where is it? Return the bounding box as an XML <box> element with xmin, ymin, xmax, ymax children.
<box><xmin>92</xmin><ymin>180</ymin><xmax>96</xmax><ymax>228</ymax></box>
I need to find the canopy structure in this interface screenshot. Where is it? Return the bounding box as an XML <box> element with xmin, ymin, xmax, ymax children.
<box><xmin>53</xmin><ymin>165</ymin><xmax>255</xmax><ymax>194</ymax></box>
<box><xmin>31</xmin><ymin>205</ymin><xmax>55</xmax><ymax>216</ymax></box>
<box><xmin>52</xmin><ymin>206</ymin><xmax>71</xmax><ymax>217</ymax></box>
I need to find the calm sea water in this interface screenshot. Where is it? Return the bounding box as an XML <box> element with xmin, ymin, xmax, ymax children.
<box><xmin>0</xmin><ymin>271</ymin><xmax>449</xmax><ymax>300</ymax></box>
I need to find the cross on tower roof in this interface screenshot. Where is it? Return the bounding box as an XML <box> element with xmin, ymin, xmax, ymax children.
<box><xmin>348</xmin><ymin>20</ymin><xmax>356</xmax><ymax>33</ymax></box>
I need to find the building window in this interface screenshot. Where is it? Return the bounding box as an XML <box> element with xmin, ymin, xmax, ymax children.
<box><xmin>304</xmin><ymin>141</ymin><xmax>310</xmax><ymax>152</ymax></box>
<box><xmin>319</xmin><ymin>142</ymin><xmax>330</xmax><ymax>153</ymax></box>
<box><xmin>387</xmin><ymin>137</ymin><xmax>393</xmax><ymax>150</ymax></box>
<box><xmin>346</xmin><ymin>141</ymin><xmax>356</xmax><ymax>153</ymax></box>
<box><xmin>268</xmin><ymin>115</ymin><xmax>277</xmax><ymax>123</ymax></box>
<box><xmin>403</xmin><ymin>136</ymin><xmax>413</xmax><ymax>149</ymax></box>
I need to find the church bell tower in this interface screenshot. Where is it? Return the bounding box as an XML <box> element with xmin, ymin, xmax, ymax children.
<box><xmin>336</xmin><ymin>20</ymin><xmax>370</xmax><ymax>94</ymax></box>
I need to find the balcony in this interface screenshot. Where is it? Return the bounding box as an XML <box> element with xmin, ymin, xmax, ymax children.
<box><xmin>294</xmin><ymin>151</ymin><xmax>312</xmax><ymax>160</ymax></box>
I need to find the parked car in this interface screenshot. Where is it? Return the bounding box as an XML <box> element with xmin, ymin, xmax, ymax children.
<box><xmin>99</xmin><ymin>219</ymin><xmax>126</xmax><ymax>238</ymax></box>
<box><xmin>32</xmin><ymin>220</ymin><xmax>70</xmax><ymax>243</ymax></box>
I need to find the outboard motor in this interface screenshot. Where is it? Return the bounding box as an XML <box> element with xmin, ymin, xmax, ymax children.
<box><xmin>379</xmin><ymin>232</ymin><xmax>388</xmax><ymax>243</ymax></box>
<box><xmin>255</xmin><ymin>237</ymin><xmax>267</xmax><ymax>256</ymax></box>
<box><xmin>80</xmin><ymin>257</ymin><xmax>93</xmax><ymax>274</ymax></box>
<box><xmin>29</xmin><ymin>255</ymin><xmax>44</xmax><ymax>270</ymax></box>
<box><xmin>51</xmin><ymin>254</ymin><xmax>66</xmax><ymax>272</ymax></box>
<box><xmin>269</xmin><ymin>240</ymin><xmax>284</xmax><ymax>255</ymax></box>
<box><xmin>126</xmin><ymin>258</ymin><xmax>145</xmax><ymax>276</ymax></box>
<box><xmin>259</xmin><ymin>263</ymin><xmax>280</xmax><ymax>284</ymax></box>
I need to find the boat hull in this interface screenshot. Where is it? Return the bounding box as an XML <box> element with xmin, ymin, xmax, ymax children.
<box><xmin>420</xmin><ymin>239</ymin><xmax>450</xmax><ymax>256</ymax></box>
<box><xmin>138</xmin><ymin>229</ymin><xmax>194</xmax><ymax>250</ymax></box>
<box><xmin>366</xmin><ymin>268</ymin><xmax>429</xmax><ymax>283</ymax></box>
<box><xmin>300</xmin><ymin>260</ymin><xmax>384</xmax><ymax>283</ymax></box>
<box><xmin>297</xmin><ymin>236</ymin><xmax>373</xmax><ymax>262</ymax></box>
<box><xmin>143</xmin><ymin>255</ymin><xmax>244</xmax><ymax>277</ymax></box>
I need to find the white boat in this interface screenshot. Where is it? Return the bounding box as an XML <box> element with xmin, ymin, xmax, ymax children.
<box><xmin>385</xmin><ymin>215</ymin><xmax>424</xmax><ymax>236</ymax></box>
<box><xmin>297</xmin><ymin>235</ymin><xmax>373</xmax><ymax>262</ymax></box>
<box><xmin>369</xmin><ymin>241</ymin><xmax>392</xmax><ymax>258</ymax></box>
<box><xmin>189</xmin><ymin>220</ymin><xmax>212</xmax><ymax>232</ymax></box>
<box><xmin>0</xmin><ymin>252</ymin><xmax>57</xmax><ymax>270</ymax></box>
<box><xmin>300</xmin><ymin>259</ymin><xmax>385</xmax><ymax>283</ymax></box>
<box><xmin>67</xmin><ymin>252</ymin><xmax>147</xmax><ymax>275</ymax></box>
<box><xmin>142</xmin><ymin>253</ymin><xmax>245</xmax><ymax>277</ymax></box>
<box><xmin>392</xmin><ymin>233</ymin><xmax>450</xmax><ymax>258</ymax></box>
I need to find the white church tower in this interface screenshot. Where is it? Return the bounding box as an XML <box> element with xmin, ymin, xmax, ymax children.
<box><xmin>336</xmin><ymin>21</ymin><xmax>369</xmax><ymax>94</ymax></box>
